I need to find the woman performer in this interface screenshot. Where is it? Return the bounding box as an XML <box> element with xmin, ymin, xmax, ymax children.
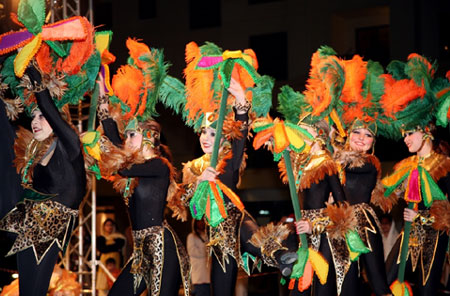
<box><xmin>333</xmin><ymin>120</ymin><xmax>392</xmax><ymax>296</ymax></box>
<box><xmin>99</xmin><ymin>108</ymin><xmax>190</xmax><ymax>296</ymax></box>
<box><xmin>289</xmin><ymin>121</ymin><xmax>346</xmax><ymax>296</ymax></box>
<box><xmin>180</xmin><ymin>77</ymin><xmax>296</xmax><ymax>296</ymax></box>
<box><xmin>0</xmin><ymin>66</ymin><xmax>86</xmax><ymax>296</ymax></box>
<box><xmin>97</xmin><ymin>39</ymin><xmax>190</xmax><ymax>296</ymax></box>
<box><xmin>379</xmin><ymin>53</ymin><xmax>450</xmax><ymax>295</ymax></box>
<box><xmin>384</xmin><ymin>125</ymin><xmax>450</xmax><ymax>295</ymax></box>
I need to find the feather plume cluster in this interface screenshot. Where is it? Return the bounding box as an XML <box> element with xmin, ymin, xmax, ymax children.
<box><xmin>370</xmin><ymin>181</ymin><xmax>398</xmax><ymax>213</ymax></box>
<box><xmin>303</xmin><ymin>47</ymin><xmax>344</xmax><ymax>119</ymax></box>
<box><xmin>2</xmin><ymin>98</ymin><xmax>23</xmax><ymax>120</ymax></box>
<box><xmin>430</xmin><ymin>200</ymin><xmax>450</xmax><ymax>233</ymax></box>
<box><xmin>325</xmin><ymin>202</ymin><xmax>357</xmax><ymax>240</ymax></box>
<box><xmin>110</xmin><ymin>38</ymin><xmax>169</xmax><ymax>122</ymax></box>
<box><xmin>248</xmin><ymin>222</ymin><xmax>290</xmax><ymax>249</ymax></box>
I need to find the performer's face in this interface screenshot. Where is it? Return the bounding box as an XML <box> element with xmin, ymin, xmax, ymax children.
<box><xmin>125</xmin><ymin>130</ymin><xmax>143</xmax><ymax>151</ymax></box>
<box><xmin>403</xmin><ymin>130</ymin><xmax>424</xmax><ymax>153</ymax></box>
<box><xmin>31</xmin><ymin>109</ymin><xmax>53</xmax><ymax>141</ymax></box>
<box><xmin>349</xmin><ymin>128</ymin><xmax>374</xmax><ymax>153</ymax></box>
<box><xmin>200</xmin><ymin>127</ymin><xmax>221</xmax><ymax>155</ymax></box>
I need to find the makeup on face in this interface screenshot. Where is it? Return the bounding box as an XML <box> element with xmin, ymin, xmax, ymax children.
<box><xmin>349</xmin><ymin>128</ymin><xmax>374</xmax><ymax>153</ymax></box>
<box><xmin>31</xmin><ymin>110</ymin><xmax>53</xmax><ymax>141</ymax></box>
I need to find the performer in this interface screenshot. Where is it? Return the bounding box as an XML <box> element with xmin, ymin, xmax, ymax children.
<box><xmin>378</xmin><ymin>53</ymin><xmax>450</xmax><ymax>295</ymax></box>
<box><xmin>97</xmin><ymin>39</ymin><xmax>190</xmax><ymax>296</ymax></box>
<box><xmin>177</xmin><ymin>41</ymin><xmax>295</xmax><ymax>296</ymax></box>
<box><xmin>0</xmin><ymin>66</ymin><xmax>86</xmax><ymax>296</ymax></box>
<box><xmin>288</xmin><ymin>121</ymin><xmax>346</xmax><ymax>296</ymax></box>
<box><xmin>383</xmin><ymin>125</ymin><xmax>450</xmax><ymax>295</ymax></box>
<box><xmin>181</xmin><ymin>79</ymin><xmax>263</xmax><ymax>296</ymax></box>
<box><xmin>333</xmin><ymin>120</ymin><xmax>392</xmax><ymax>296</ymax></box>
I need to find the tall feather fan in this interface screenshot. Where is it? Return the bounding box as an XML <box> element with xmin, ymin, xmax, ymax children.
<box><xmin>182</xmin><ymin>41</ymin><xmax>273</xmax><ymax>131</ymax></box>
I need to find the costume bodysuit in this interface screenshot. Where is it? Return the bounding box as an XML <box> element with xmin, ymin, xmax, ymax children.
<box><xmin>385</xmin><ymin>151</ymin><xmax>450</xmax><ymax>296</ymax></box>
<box><xmin>334</xmin><ymin>149</ymin><xmax>391</xmax><ymax>296</ymax></box>
<box><xmin>0</xmin><ymin>67</ymin><xmax>85</xmax><ymax>296</ymax></box>
<box><xmin>102</xmin><ymin>118</ymin><xmax>190</xmax><ymax>296</ymax></box>
<box><xmin>288</xmin><ymin>149</ymin><xmax>345</xmax><ymax>296</ymax></box>
<box><xmin>182</xmin><ymin>113</ymin><xmax>265</xmax><ymax>296</ymax></box>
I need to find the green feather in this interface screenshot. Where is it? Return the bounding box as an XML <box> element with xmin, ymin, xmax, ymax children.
<box><xmin>159</xmin><ymin>75</ymin><xmax>186</xmax><ymax>115</ymax></box>
<box><xmin>199</xmin><ymin>42</ymin><xmax>223</xmax><ymax>56</ymax></box>
<box><xmin>317</xmin><ymin>45</ymin><xmax>337</xmax><ymax>57</ymax></box>
<box><xmin>404</xmin><ymin>55</ymin><xmax>436</xmax><ymax>90</ymax></box>
<box><xmin>386</xmin><ymin>60</ymin><xmax>408</xmax><ymax>80</ymax></box>
<box><xmin>138</xmin><ymin>48</ymin><xmax>170</xmax><ymax>120</ymax></box>
<box><xmin>60</xmin><ymin>50</ymin><xmax>101</xmax><ymax>108</ymax></box>
<box><xmin>249</xmin><ymin>75</ymin><xmax>274</xmax><ymax>117</ymax></box>
<box><xmin>277</xmin><ymin>85</ymin><xmax>304</xmax><ymax>124</ymax></box>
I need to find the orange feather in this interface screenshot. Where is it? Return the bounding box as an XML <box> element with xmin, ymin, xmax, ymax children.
<box><xmin>58</xmin><ymin>17</ymin><xmax>94</xmax><ymax>75</ymax></box>
<box><xmin>341</xmin><ymin>55</ymin><xmax>367</xmax><ymax>104</ymax></box>
<box><xmin>184</xmin><ymin>42</ymin><xmax>216</xmax><ymax>120</ymax></box>
<box><xmin>35</xmin><ymin>43</ymin><xmax>53</xmax><ymax>74</ymax></box>
<box><xmin>380</xmin><ymin>74</ymin><xmax>426</xmax><ymax>118</ymax></box>
<box><xmin>126</xmin><ymin>38</ymin><xmax>150</xmax><ymax>69</ymax></box>
<box><xmin>112</xmin><ymin>65</ymin><xmax>145</xmax><ymax>119</ymax></box>
<box><xmin>303</xmin><ymin>51</ymin><xmax>338</xmax><ymax>116</ymax></box>
<box><xmin>253</xmin><ymin>127</ymin><xmax>274</xmax><ymax>150</ymax></box>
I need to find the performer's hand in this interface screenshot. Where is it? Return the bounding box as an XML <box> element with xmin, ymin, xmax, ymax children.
<box><xmin>97</xmin><ymin>74</ymin><xmax>106</xmax><ymax>97</ymax></box>
<box><xmin>228</xmin><ymin>78</ymin><xmax>248</xmax><ymax>114</ymax></box>
<box><xmin>295</xmin><ymin>220</ymin><xmax>312</xmax><ymax>234</ymax></box>
<box><xmin>403</xmin><ymin>208</ymin><xmax>418</xmax><ymax>222</ymax></box>
<box><xmin>198</xmin><ymin>166</ymin><xmax>219</xmax><ymax>183</ymax></box>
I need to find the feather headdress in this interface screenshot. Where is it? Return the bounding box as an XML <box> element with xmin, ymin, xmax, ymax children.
<box><xmin>109</xmin><ymin>38</ymin><xmax>170</xmax><ymax>123</ymax></box>
<box><xmin>377</xmin><ymin>54</ymin><xmax>438</xmax><ymax>140</ymax></box>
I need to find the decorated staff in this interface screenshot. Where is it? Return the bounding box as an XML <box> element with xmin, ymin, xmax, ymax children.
<box><xmin>252</xmin><ymin>116</ymin><xmax>330</xmax><ymax>291</ymax></box>
<box><xmin>378</xmin><ymin>54</ymin><xmax>450</xmax><ymax>296</ymax></box>
<box><xmin>183</xmin><ymin>42</ymin><xmax>272</xmax><ymax>227</ymax></box>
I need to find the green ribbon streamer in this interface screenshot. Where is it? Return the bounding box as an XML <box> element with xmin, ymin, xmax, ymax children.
<box><xmin>398</xmin><ymin>202</ymin><xmax>415</xmax><ymax>283</ymax></box>
<box><xmin>190</xmin><ymin>181</ymin><xmax>209</xmax><ymax>220</ymax></box>
<box><xmin>291</xmin><ymin>247</ymin><xmax>309</xmax><ymax>279</ymax></box>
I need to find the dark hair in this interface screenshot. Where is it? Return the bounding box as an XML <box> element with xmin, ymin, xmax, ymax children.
<box><xmin>380</xmin><ymin>214</ymin><xmax>392</xmax><ymax>223</ymax></box>
<box><xmin>103</xmin><ymin>218</ymin><xmax>115</xmax><ymax>227</ymax></box>
<box><xmin>192</xmin><ymin>219</ymin><xmax>206</xmax><ymax>242</ymax></box>
<box><xmin>105</xmin><ymin>258</ymin><xmax>116</xmax><ymax>265</ymax></box>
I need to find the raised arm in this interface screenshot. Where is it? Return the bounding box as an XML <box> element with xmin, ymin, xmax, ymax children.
<box><xmin>26</xmin><ymin>67</ymin><xmax>81</xmax><ymax>159</ymax></box>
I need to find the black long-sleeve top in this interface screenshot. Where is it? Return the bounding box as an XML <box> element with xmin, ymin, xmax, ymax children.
<box><xmin>101</xmin><ymin>118</ymin><xmax>170</xmax><ymax>230</ymax></box>
<box><xmin>302</xmin><ymin>174</ymin><xmax>345</xmax><ymax>210</ymax></box>
<box><xmin>0</xmin><ymin>100</ymin><xmax>23</xmax><ymax>218</ymax></box>
<box><xmin>26</xmin><ymin>68</ymin><xmax>86</xmax><ymax>209</ymax></box>
<box><xmin>343</xmin><ymin>162</ymin><xmax>378</xmax><ymax>206</ymax></box>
